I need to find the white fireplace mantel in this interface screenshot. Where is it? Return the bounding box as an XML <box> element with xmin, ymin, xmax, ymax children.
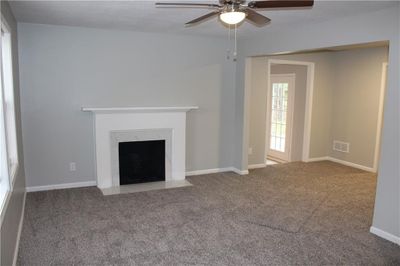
<box><xmin>82</xmin><ymin>106</ymin><xmax>198</xmax><ymax>114</ymax></box>
<box><xmin>83</xmin><ymin>106</ymin><xmax>198</xmax><ymax>190</ymax></box>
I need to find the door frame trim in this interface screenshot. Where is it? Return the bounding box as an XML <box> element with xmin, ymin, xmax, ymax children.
<box><xmin>265</xmin><ymin>73</ymin><xmax>296</xmax><ymax>162</ymax></box>
<box><xmin>266</xmin><ymin>59</ymin><xmax>315</xmax><ymax>162</ymax></box>
<box><xmin>373</xmin><ymin>62</ymin><xmax>388</xmax><ymax>172</ymax></box>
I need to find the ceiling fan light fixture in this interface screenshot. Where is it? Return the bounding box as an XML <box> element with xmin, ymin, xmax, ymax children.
<box><xmin>219</xmin><ymin>11</ymin><xmax>246</xmax><ymax>25</ymax></box>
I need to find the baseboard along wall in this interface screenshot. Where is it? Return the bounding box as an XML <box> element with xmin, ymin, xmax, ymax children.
<box><xmin>185</xmin><ymin>168</ymin><xmax>233</xmax><ymax>176</ymax></box>
<box><xmin>26</xmin><ymin>167</ymin><xmax>250</xmax><ymax>192</ymax></box>
<box><xmin>27</xmin><ymin>157</ymin><xmax>372</xmax><ymax>193</ymax></box>
<box><xmin>26</xmin><ymin>155</ymin><xmax>374</xmax><ymax>193</ymax></box>
<box><xmin>26</xmin><ymin>181</ymin><xmax>97</xmax><ymax>192</ymax></box>
<box><xmin>305</xmin><ymin>156</ymin><xmax>375</xmax><ymax>173</ymax></box>
<box><xmin>370</xmin><ymin>226</ymin><xmax>400</xmax><ymax>246</ymax></box>
<box><xmin>186</xmin><ymin>167</ymin><xmax>249</xmax><ymax>176</ymax></box>
<box><xmin>248</xmin><ymin>164</ymin><xmax>267</xmax><ymax>169</ymax></box>
<box><xmin>12</xmin><ymin>192</ymin><xmax>26</xmax><ymax>266</ymax></box>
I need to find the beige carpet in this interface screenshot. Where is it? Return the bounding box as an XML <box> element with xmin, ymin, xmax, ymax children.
<box><xmin>17</xmin><ymin>161</ymin><xmax>400</xmax><ymax>265</ymax></box>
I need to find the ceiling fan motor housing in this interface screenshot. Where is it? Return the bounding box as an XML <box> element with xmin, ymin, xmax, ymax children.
<box><xmin>222</xmin><ymin>2</ymin><xmax>245</xmax><ymax>13</ymax></box>
<box><xmin>220</xmin><ymin>0</ymin><xmax>246</xmax><ymax>4</ymax></box>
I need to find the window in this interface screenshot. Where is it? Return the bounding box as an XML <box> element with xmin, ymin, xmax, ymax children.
<box><xmin>0</xmin><ymin>46</ymin><xmax>8</xmax><ymax>207</ymax></box>
<box><xmin>270</xmin><ymin>82</ymin><xmax>289</xmax><ymax>152</ymax></box>
<box><xmin>0</xmin><ymin>17</ymin><xmax>18</xmax><ymax>209</ymax></box>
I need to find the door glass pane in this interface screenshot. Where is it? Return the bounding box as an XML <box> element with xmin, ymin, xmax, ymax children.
<box><xmin>270</xmin><ymin>82</ymin><xmax>289</xmax><ymax>152</ymax></box>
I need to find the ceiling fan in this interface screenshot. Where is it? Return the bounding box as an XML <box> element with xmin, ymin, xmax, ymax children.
<box><xmin>155</xmin><ymin>0</ymin><xmax>314</xmax><ymax>27</ymax></box>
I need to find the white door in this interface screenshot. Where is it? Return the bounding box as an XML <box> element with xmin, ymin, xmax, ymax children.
<box><xmin>267</xmin><ymin>74</ymin><xmax>295</xmax><ymax>162</ymax></box>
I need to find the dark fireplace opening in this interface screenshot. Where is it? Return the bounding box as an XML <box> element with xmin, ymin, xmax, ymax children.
<box><xmin>118</xmin><ymin>140</ymin><xmax>165</xmax><ymax>185</ymax></box>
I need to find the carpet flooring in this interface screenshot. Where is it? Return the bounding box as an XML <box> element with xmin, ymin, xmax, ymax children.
<box><xmin>17</xmin><ymin>161</ymin><xmax>400</xmax><ymax>265</ymax></box>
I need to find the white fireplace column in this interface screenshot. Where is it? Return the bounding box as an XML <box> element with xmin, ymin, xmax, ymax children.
<box><xmin>82</xmin><ymin>107</ymin><xmax>198</xmax><ymax>189</ymax></box>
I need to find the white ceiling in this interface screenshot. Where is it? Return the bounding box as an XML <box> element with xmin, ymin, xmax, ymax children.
<box><xmin>9</xmin><ymin>0</ymin><xmax>397</xmax><ymax>38</ymax></box>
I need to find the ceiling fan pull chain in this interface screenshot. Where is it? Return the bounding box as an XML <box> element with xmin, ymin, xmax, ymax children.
<box><xmin>233</xmin><ymin>23</ymin><xmax>237</xmax><ymax>61</ymax></box>
<box><xmin>227</xmin><ymin>24</ymin><xmax>231</xmax><ymax>60</ymax></box>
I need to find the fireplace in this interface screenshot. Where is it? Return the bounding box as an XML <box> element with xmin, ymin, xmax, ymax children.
<box><xmin>110</xmin><ymin>128</ymin><xmax>172</xmax><ymax>187</ymax></box>
<box><xmin>82</xmin><ymin>106</ymin><xmax>198</xmax><ymax>191</ymax></box>
<box><xmin>119</xmin><ymin>140</ymin><xmax>165</xmax><ymax>185</ymax></box>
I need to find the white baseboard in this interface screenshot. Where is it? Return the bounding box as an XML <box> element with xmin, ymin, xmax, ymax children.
<box><xmin>326</xmin><ymin>157</ymin><xmax>375</xmax><ymax>172</ymax></box>
<box><xmin>186</xmin><ymin>167</ymin><xmax>249</xmax><ymax>176</ymax></box>
<box><xmin>305</xmin><ymin>156</ymin><xmax>330</xmax><ymax>162</ymax></box>
<box><xmin>12</xmin><ymin>191</ymin><xmax>26</xmax><ymax>266</ymax></box>
<box><xmin>26</xmin><ymin>180</ymin><xmax>97</xmax><ymax>192</ymax></box>
<box><xmin>304</xmin><ymin>156</ymin><xmax>374</xmax><ymax>172</ymax></box>
<box><xmin>370</xmin><ymin>226</ymin><xmax>400</xmax><ymax>245</ymax></box>
<box><xmin>231</xmin><ymin>168</ymin><xmax>249</xmax><ymax>175</ymax></box>
<box><xmin>27</xmin><ymin>168</ymin><xmax>252</xmax><ymax>192</ymax></box>
<box><xmin>248</xmin><ymin>163</ymin><xmax>266</xmax><ymax>169</ymax></box>
<box><xmin>185</xmin><ymin>168</ymin><xmax>232</xmax><ymax>176</ymax></box>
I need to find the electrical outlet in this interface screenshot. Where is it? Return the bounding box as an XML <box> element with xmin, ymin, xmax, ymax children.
<box><xmin>69</xmin><ymin>162</ymin><xmax>76</xmax><ymax>172</ymax></box>
<box><xmin>248</xmin><ymin>147</ymin><xmax>253</xmax><ymax>155</ymax></box>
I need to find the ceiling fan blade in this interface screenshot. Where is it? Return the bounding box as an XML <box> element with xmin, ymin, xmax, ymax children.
<box><xmin>155</xmin><ymin>2</ymin><xmax>221</xmax><ymax>8</ymax></box>
<box><xmin>248</xmin><ymin>0</ymin><xmax>314</xmax><ymax>9</ymax></box>
<box><xmin>185</xmin><ymin>11</ymin><xmax>220</xmax><ymax>25</ymax></box>
<box><xmin>246</xmin><ymin>9</ymin><xmax>271</xmax><ymax>26</ymax></box>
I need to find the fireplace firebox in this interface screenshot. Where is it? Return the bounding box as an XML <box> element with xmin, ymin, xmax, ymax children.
<box><xmin>118</xmin><ymin>140</ymin><xmax>165</xmax><ymax>185</ymax></box>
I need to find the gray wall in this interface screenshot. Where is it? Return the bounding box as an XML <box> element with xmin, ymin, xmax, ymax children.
<box><xmin>0</xmin><ymin>1</ymin><xmax>26</xmax><ymax>265</ymax></box>
<box><xmin>248</xmin><ymin>60</ymin><xmax>307</xmax><ymax>165</ymax></box>
<box><xmin>329</xmin><ymin>47</ymin><xmax>388</xmax><ymax>167</ymax></box>
<box><xmin>247</xmin><ymin>57</ymin><xmax>267</xmax><ymax>165</ymax></box>
<box><xmin>18</xmin><ymin>23</ymin><xmax>236</xmax><ymax>188</ymax></box>
<box><xmin>234</xmin><ymin>4</ymin><xmax>399</xmax><ymax>239</ymax></box>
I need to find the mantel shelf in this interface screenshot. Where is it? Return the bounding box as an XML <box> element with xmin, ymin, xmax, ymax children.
<box><xmin>82</xmin><ymin>106</ymin><xmax>199</xmax><ymax>114</ymax></box>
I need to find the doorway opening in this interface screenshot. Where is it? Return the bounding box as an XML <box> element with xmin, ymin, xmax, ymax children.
<box><xmin>247</xmin><ymin>42</ymin><xmax>388</xmax><ymax>173</ymax></box>
<box><xmin>265</xmin><ymin>60</ymin><xmax>314</xmax><ymax>164</ymax></box>
<box><xmin>267</xmin><ymin>74</ymin><xmax>295</xmax><ymax>162</ymax></box>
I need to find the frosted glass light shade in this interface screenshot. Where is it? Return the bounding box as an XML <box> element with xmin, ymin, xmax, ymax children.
<box><xmin>220</xmin><ymin>11</ymin><xmax>246</xmax><ymax>25</ymax></box>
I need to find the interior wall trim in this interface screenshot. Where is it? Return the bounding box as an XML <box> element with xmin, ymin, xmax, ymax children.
<box><xmin>305</xmin><ymin>156</ymin><xmax>330</xmax><ymax>162</ymax></box>
<box><xmin>186</xmin><ymin>167</ymin><xmax>249</xmax><ymax>176</ymax></box>
<box><xmin>26</xmin><ymin>181</ymin><xmax>97</xmax><ymax>192</ymax></box>
<box><xmin>248</xmin><ymin>163</ymin><xmax>267</xmax><ymax>169</ymax></box>
<box><xmin>26</xmin><ymin>166</ymin><xmax>252</xmax><ymax>192</ymax></box>
<box><xmin>12</xmin><ymin>191</ymin><xmax>26</xmax><ymax>266</ymax></box>
<box><xmin>185</xmin><ymin>168</ymin><xmax>233</xmax><ymax>176</ymax></box>
<box><xmin>370</xmin><ymin>226</ymin><xmax>400</xmax><ymax>245</ymax></box>
<box><xmin>372</xmin><ymin>62</ymin><xmax>388</xmax><ymax>172</ymax></box>
<box><xmin>327</xmin><ymin>157</ymin><xmax>375</xmax><ymax>172</ymax></box>
<box><xmin>26</xmin><ymin>156</ymin><xmax>375</xmax><ymax>193</ymax></box>
<box><xmin>231</xmin><ymin>168</ymin><xmax>249</xmax><ymax>175</ymax></box>
<box><xmin>264</xmin><ymin>59</ymin><xmax>316</xmax><ymax>164</ymax></box>
<box><xmin>305</xmin><ymin>156</ymin><xmax>375</xmax><ymax>172</ymax></box>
